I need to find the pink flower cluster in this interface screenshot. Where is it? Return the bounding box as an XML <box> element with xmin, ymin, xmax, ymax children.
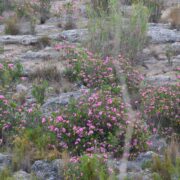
<box><xmin>141</xmin><ymin>85</ymin><xmax>180</xmax><ymax>135</ymax></box>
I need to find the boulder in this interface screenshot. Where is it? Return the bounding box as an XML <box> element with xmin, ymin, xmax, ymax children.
<box><xmin>135</xmin><ymin>151</ymin><xmax>158</xmax><ymax>166</ymax></box>
<box><xmin>41</xmin><ymin>90</ymin><xmax>86</xmax><ymax>115</ymax></box>
<box><xmin>148</xmin><ymin>23</ymin><xmax>180</xmax><ymax>43</ymax></box>
<box><xmin>31</xmin><ymin>159</ymin><xmax>64</xmax><ymax>180</ymax></box>
<box><xmin>60</xmin><ymin>29</ymin><xmax>88</xmax><ymax>43</ymax></box>
<box><xmin>148</xmin><ymin>135</ymin><xmax>167</xmax><ymax>153</ymax></box>
<box><xmin>16</xmin><ymin>84</ymin><xmax>28</xmax><ymax>94</ymax></box>
<box><xmin>0</xmin><ymin>35</ymin><xmax>38</xmax><ymax>45</ymax></box>
<box><xmin>13</xmin><ymin>170</ymin><xmax>31</xmax><ymax>180</ymax></box>
<box><xmin>21</xmin><ymin>48</ymin><xmax>60</xmax><ymax>60</ymax></box>
<box><xmin>0</xmin><ymin>153</ymin><xmax>12</xmax><ymax>172</ymax></box>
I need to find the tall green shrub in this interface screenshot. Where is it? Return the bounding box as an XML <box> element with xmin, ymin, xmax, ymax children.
<box><xmin>87</xmin><ymin>0</ymin><xmax>149</xmax><ymax>61</ymax></box>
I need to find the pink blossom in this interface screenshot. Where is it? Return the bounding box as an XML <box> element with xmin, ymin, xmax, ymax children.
<box><xmin>0</xmin><ymin>63</ymin><xmax>3</xmax><ymax>69</ymax></box>
<box><xmin>8</xmin><ymin>64</ymin><xmax>14</xmax><ymax>69</ymax></box>
<box><xmin>0</xmin><ymin>95</ymin><xmax>5</xmax><ymax>99</ymax></box>
<box><xmin>42</xmin><ymin>117</ymin><xmax>46</xmax><ymax>124</ymax></box>
<box><xmin>28</xmin><ymin>108</ymin><xmax>33</xmax><ymax>113</ymax></box>
<box><xmin>56</xmin><ymin>116</ymin><xmax>63</xmax><ymax>123</ymax></box>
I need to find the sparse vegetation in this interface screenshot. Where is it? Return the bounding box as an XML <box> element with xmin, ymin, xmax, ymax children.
<box><xmin>4</xmin><ymin>16</ymin><xmax>20</xmax><ymax>35</ymax></box>
<box><xmin>87</xmin><ymin>0</ymin><xmax>149</xmax><ymax>60</ymax></box>
<box><xmin>37</xmin><ymin>36</ymin><xmax>51</xmax><ymax>48</ymax></box>
<box><xmin>64</xmin><ymin>154</ymin><xmax>117</xmax><ymax>180</ymax></box>
<box><xmin>30</xmin><ymin>64</ymin><xmax>62</xmax><ymax>82</ymax></box>
<box><xmin>32</xmin><ymin>81</ymin><xmax>48</xmax><ymax>105</ymax></box>
<box><xmin>151</xmin><ymin>140</ymin><xmax>180</xmax><ymax>180</ymax></box>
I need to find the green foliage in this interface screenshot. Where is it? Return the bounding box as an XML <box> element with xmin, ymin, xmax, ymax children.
<box><xmin>151</xmin><ymin>154</ymin><xmax>180</xmax><ymax>180</ymax></box>
<box><xmin>64</xmin><ymin>154</ymin><xmax>117</xmax><ymax>180</ymax></box>
<box><xmin>87</xmin><ymin>0</ymin><xmax>149</xmax><ymax>60</ymax></box>
<box><xmin>123</xmin><ymin>2</ymin><xmax>149</xmax><ymax>61</ymax></box>
<box><xmin>0</xmin><ymin>168</ymin><xmax>13</xmax><ymax>180</ymax></box>
<box><xmin>48</xmin><ymin>89</ymin><xmax>149</xmax><ymax>157</ymax></box>
<box><xmin>12</xmin><ymin>126</ymin><xmax>57</xmax><ymax>170</ymax></box>
<box><xmin>32</xmin><ymin>81</ymin><xmax>48</xmax><ymax>105</ymax></box>
<box><xmin>63</xmin><ymin>46</ymin><xmax>118</xmax><ymax>88</ymax></box>
<box><xmin>0</xmin><ymin>0</ymin><xmax>14</xmax><ymax>15</ymax></box>
<box><xmin>0</xmin><ymin>62</ymin><xmax>23</xmax><ymax>88</ymax></box>
<box><xmin>91</xmin><ymin>0</ymin><xmax>110</xmax><ymax>15</ymax></box>
<box><xmin>132</xmin><ymin>0</ymin><xmax>163</xmax><ymax>22</ymax></box>
<box><xmin>25</xmin><ymin>126</ymin><xmax>56</xmax><ymax>151</ymax></box>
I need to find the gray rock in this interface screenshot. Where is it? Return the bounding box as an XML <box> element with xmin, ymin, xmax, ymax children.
<box><xmin>16</xmin><ymin>84</ymin><xmax>28</xmax><ymax>94</ymax></box>
<box><xmin>171</xmin><ymin>42</ymin><xmax>180</xmax><ymax>54</ymax></box>
<box><xmin>60</xmin><ymin>29</ymin><xmax>88</xmax><ymax>43</ymax></box>
<box><xmin>18</xmin><ymin>20</ymin><xmax>34</xmax><ymax>35</ymax></box>
<box><xmin>135</xmin><ymin>151</ymin><xmax>157</xmax><ymax>166</ymax></box>
<box><xmin>149</xmin><ymin>135</ymin><xmax>167</xmax><ymax>153</ymax></box>
<box><xmin>119</xmin><ymin>170</ymin><xmax>152</xmax><ymax>180</ymax></box>
<box><xmin>31</xmin><ymin>159</ymin><xmax>64</xmax><ymax>180</ymax></box>
<box><xmin>148</xmin><ymin>23</ymin><xmax>180</xmax><ymax>44</ymax></box>
<box><xmin>145</xmin><ymin>75</ymin><xmax>177</xmax><ymax>86</ymax></box>
<box><xmin>21</xmin><ymin>48</ymin><xmax>60</xmax><ymax>60</ymax></box>
<box><xmin>13</xmin><ymin>170</ymin><xmax>31</xmax><ymax>180</ymax></box>
<box><xmin>0</xmin><ymin>35</ymin><xmax>38</xmax><ymax>45</ymax></box>
<box><xmin>41</xmin><ymin>90</ymin><xmax>86</xmax><ymax>114</ymax></box>
<box><xmin>0</xmin><ymin>153</ymin><xmax>12</xmax><ymax>172</ymax></box>
<box><xmin>108</xmin><ymin>159</ymin><xmax>142</xmax><ymax>172</ymax></box>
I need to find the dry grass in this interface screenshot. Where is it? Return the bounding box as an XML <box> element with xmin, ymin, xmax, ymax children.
<box><xmin>29</xmin><ymin>63</ymin><xmax>62</xmax><ymax>82</ymax></box>
<box><xmin>4</xmin><ymin>16</ymin><xmax>20</xmax><ymax>35</ymax></box>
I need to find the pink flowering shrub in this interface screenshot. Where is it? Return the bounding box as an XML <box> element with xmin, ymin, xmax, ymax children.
<box><xmin>0</xmin><ymin>95</ymin><xmax>42</xmax><ymax>142</ymax></box>
<box><xmin>141</xmin><ymin>85</ymin><xmax>180</xmax><ymax>135</ymax></box>
<box><xmin>56</xmin><ymin>45</ymin><xmax>118</xmax><ymax>89</ymax></box>
<box><xmin>119</xmin><ymin>56</ymin><xmax>144</xmax><ymax>94</ymax></box>
<box><xmin>48</xmin><ymin>90</ymin><xmax>149</xmax><ymax>158</ymax></box>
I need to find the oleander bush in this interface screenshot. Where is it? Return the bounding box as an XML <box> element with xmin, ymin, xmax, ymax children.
<box><xmin>141</xmin><ymin>85</ymin><xmax>180</xmax><ymax>135</ymax></box>
<box><xmin>56</xmin><ymin>45</ymin><xmax>118</xmax><ymax>89</ymax></box>
<box><xmin>47</xmin><ymin>90</ymin><xmax>150</xmax><ymax>158</ymax></box>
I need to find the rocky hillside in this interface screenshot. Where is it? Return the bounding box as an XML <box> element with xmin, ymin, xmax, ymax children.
<box><xmin>0</xmin><ymin>0</ymin><xmax>179</xmax><ymax>179</ymax></box>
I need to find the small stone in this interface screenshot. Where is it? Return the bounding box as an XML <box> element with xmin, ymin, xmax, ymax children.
<box><xmin>16</xmin><ymin>84</ymin><xmax>28</xmax><ymax>94</ymax></box>
<box><xmin>149</xmin><ymin>135</ymin><xmax>167</xmax><ymax>153</ymax></box>
<box><xmin>0</xmin><ymin>153</ymin><xmax>12</xmax><ymax>172</ymax></box>
<box><xmin>135</xmin><ymin>151</ymin><xmax>157</xmax><ymax>166</ymax></box>
<box><xmin>13</xmin><ymin>170</ymin><xmax>31</xmax><ymax>180</ymax></box>
<box><xmin>31</xmin><ymin>159</ymin><xmax>64</xmax><ymax>180</ymax></box>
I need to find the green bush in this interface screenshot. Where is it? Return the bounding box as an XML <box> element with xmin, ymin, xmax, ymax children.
<box><xmin>87</xmin><ymin>0</ymin><xmax>149</xmax><ymax>60</ymax></box>
<box><xmin>132</xmin><ymin>0</ymin><xmax>163</xmax><ymax>22</ymax></box>
<box><xmin>0</xmin><ymin>62</ymin><xmax>23</xmax><ymax>88</ymax></box>
<box><xmin>151</xmin><ymin>153</ymin><xmax>180</xmax><ymax>180</ymax></box>
<box><xmin>64</xmin><ymin>154</ymin><xmax>117</xmax><ymax>180</ymax></box>
<box><xmin>32</xmin><ymin>81</ymin><xmax>48</xmax><ymax>105</ymax></box>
